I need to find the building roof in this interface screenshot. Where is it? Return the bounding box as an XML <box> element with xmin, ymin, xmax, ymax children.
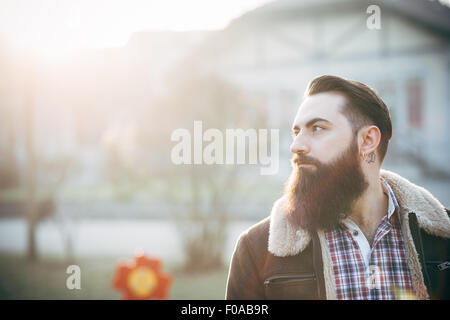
<box><xmin>230</xmin><ymin>0</ymin><xmax>450</xmax><ymax>37</ymax></box>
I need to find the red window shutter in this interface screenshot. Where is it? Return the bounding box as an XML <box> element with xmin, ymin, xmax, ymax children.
<box><xmin>407</xmin><ymin>79</ymin><xmax>423</xmax><ymax>128</ymax></box>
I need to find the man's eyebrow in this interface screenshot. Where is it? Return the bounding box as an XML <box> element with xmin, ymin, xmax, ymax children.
<box><xmin>292</xmin><ymin>117</ymin><xmax>332</xmax><ymax>131</ymax></box>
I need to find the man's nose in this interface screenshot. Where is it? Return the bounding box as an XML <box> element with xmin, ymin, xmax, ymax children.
<box><xmin>290</xmin><ymin>134</ymin><xmax>310</xmax><ymax>154</ymax></box>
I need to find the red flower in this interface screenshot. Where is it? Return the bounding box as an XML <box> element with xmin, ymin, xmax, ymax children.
<box><xmin>112</xmin><ymin>253</ymin><xmax>173</xmax><ymax>300</ymax></box>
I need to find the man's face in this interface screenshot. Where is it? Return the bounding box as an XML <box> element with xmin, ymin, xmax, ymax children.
<box><xmin>284</xmin><ymin>92</ymin><xmax>368</xmax><ymax>232</ymax></box>
<box><xmin>290</xmin><ymin>92</ymin><xmax>354</xmax><ymax>166</ymax></box>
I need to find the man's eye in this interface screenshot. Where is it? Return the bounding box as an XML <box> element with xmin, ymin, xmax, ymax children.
<box><xmin>292</xmin><ymin>131</ymin><xmax>299</xmax><ymax>137</ymax></box>
<box><xmin>312</xmin><ymin>126</ymin><xmax>323</xmax><ymax>133</ymax></box>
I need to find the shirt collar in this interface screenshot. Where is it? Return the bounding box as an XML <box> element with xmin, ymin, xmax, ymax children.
<box><xmin>381</xmin><ymin>177</ymin><xmax>398</xmax><ymax>219</ymax></box>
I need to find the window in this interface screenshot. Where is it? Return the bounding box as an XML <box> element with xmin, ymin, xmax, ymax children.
<box><xmin>407</xmin><ymin>78</ymin><xmax>423</xmax><ymax>128</ymax></box>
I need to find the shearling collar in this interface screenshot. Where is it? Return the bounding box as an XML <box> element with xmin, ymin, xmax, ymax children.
<box><xmin>268</xmin><ymin>169</ymin><xmax>450</xmax><ymax>257</ymax></box>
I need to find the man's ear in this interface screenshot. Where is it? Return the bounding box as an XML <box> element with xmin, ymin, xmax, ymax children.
<box><xmin>358</xmin><ymin>125</ymin><xmax>381</xmax><ymax>159</ymax></box>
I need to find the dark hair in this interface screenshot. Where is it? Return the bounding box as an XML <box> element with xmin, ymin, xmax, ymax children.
<box><xmin>305</xmin><ymin>75</ymin><xmax>392</xmax><ymax>163</ymax></box>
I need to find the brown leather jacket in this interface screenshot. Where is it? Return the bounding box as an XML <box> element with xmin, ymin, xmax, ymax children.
<box><xmin>225</xmin><ymin>170</ymin><xmax>450</xmax><ymax>300</ymax></box>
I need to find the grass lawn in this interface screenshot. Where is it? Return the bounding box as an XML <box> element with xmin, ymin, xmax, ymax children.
<box><xmin>0</xmin><ymin>252</ymin><xmax>229</xmax><ymax>300</ymax></box>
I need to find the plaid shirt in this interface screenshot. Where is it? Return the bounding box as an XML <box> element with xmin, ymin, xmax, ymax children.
<box><xmin>324</xmin><ymin>179</ymin><xmax>414</xmax><ymax>300</ymax></box>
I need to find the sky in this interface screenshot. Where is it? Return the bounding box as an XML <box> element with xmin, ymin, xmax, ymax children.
<box><xmin>0</xmin><ymin>0</ymin><xmax>272</xmax><ymax>52</ymax></box>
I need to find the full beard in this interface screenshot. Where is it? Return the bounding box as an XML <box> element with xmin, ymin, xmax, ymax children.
<box><xmin>284</xmin><ymin>138</ymin><xmax>368</xmax><ymax>233</ymax></box>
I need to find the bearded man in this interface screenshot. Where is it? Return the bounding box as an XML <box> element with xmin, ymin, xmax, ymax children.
<box><xmin>225</xmin><ymin>75</ymin><xmax>450</xmax><ymax>300</ymax></box>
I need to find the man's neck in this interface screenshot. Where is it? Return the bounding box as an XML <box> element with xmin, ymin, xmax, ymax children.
<box><xmin>348</xmin><ymin>177</ymin><xmax>389</xmax><ymax>246</ymax></box>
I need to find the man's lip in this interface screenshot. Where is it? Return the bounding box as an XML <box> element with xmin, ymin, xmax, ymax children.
<box><xmin>297</xmin><ymin>162</ymin><xmax>315</xmax><ymax>166</ymax></box>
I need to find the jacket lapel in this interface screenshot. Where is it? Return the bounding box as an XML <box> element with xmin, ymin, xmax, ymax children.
<box><xmin>381</xmin><ymin>170</ymin><xmax>450</xmax><ymax>238</ymax></box>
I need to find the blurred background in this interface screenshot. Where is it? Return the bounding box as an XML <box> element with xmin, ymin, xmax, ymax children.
<box><xmin>0</xmin><ymin>0</ymin><xmax>449</xmax><ymax>299</ymax></box>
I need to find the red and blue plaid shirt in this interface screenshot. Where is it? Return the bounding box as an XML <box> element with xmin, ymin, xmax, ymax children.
<box><xmin>325</xmin><ymin>179</ymin><xmax>414</xmax><ymax>300</ymax></box>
